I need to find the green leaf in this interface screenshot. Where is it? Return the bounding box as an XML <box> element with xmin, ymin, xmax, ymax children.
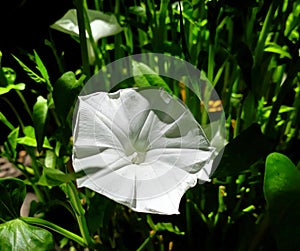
<box><xmin>2</xmin><ymin>67</ymin><xmax>16</xmax><ymax>85</ymax></box>
<box><xmin>4</xmin><ymin>128</ymin><xmax>19</xmax><ymax>160</ymax></box>
<box><xmin>12</xmin><ymin>55</ymin><xmax>45</xmax><ymax>84</ymax></box>
<box><xmin>0</xmin><ymin>219</ymin><xmax>54</xmax><ymax>251</ymax></box>
<box><xmin>264</xmin><ymin>152</ymin><xmax>300</xmax><ymax>250</ymax></box>
<box><xmin>155</xmin><ymin>222</ymin><xmax>185</xmax><ymax>235</ymax></box>
<box><xmin>0</xmin><ymin>112</ymin><xmax>14</xmax><ymax>130</ymax></box>
<box><xmin>242</xmin><ymin>91</ymin><xmax>256</xmax><ymax>128</ymax></box>
<box><xmin>33</xmin><ymin>96</ymin><xmax>48</xmax><ymax>152</ymax></box>
<box><xmin>212</xmin><ymin>123</ymin><xmax>274</xmax><ymax>178</ymax></box>
<box><xmin>86</xmin><ymin>193</ymin><xmax>114</xmax><ymax>235</ymax></box>
<box><xmin>0</xmin><ymin>178</ymin><xmax>26</xmax><ymax>221</ymax></box>
<box><xmin>34</xmin><ymin>50</ymin><xmax>52</xmax><ymax>92</ymax></box>
<box><xmin>264</xmin><ymin>43</ymin><xmax>292</xmax><ymax>59</ymax></box>
<box><xmin>17</xmin><ymin>126</ymin><xmax>52</xmax><ymax>149</ymax></box>
<box><xmin>44</xmin><ymin>150</ymin><xmax>56</xmax><ymax>169</ymax></box>
<box><xmin>38</xmin><ymin>168</ymin><xmax>76</xmax><ymax>186</ymax></box>
<box><xmin>53</xmin><ymin>71</ymin><xmax>84</xmax><ymax>120</ymax></box>
<box><xmin>0</xmin><ymin>83</ymin><xmax>25</xmax><ymax>95</ymax></box>
<box><xmin>132</xmin><ymin>60</ymin><xmax>172</xmax><ymax>93</ymax></box>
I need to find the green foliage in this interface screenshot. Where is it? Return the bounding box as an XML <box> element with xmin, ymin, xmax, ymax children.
<box><xmin>132</xmin><ymin>60</ymin><xmax>173</xmax><ymax>93</ymax></box>
<box><xmin>0</xmin><ymin>178</ymin><xmax>26</xmax><ymax>221</ymax></box>
<box><xmin>33</xmin><ymin>96</ymin><xmax>49</xmax><ymax>153</ymax></box>
<box><xmin>213</xmin><ymin>123</ymin><xmax>274</xmax><ymax>178</ymax></box>
<box><xmin>264</xmin><ymin>153</ymin><xmax>300</xmax><ymax>250</ymax></box>
<box><xmin>0</xmin><ymin>0</ymin><xmax>299</xmax><ymax>250</ymax></box>
<box><xmin>0</xmin><ymin>219</ymin><xmax>54</xmax><ymax>251</ymax></box>
<box><xmin>53</xmin><ymin>71</ymin><xmax>85</xmax><ymax>121</ymax></box>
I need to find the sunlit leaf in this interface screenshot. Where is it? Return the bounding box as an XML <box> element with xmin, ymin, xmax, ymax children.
<box><xmin>34</xmin><ymin>50</ymin><xmax>52</xmax><ymax>92</ymax></box>
<box><xmin>33</xmin><ymin>96</ymin><xmax>48</xmax><ymax>152</ymax></box>
<box><xmin>132</xmin><ymin>61</ymin><xmax>172</xmax><ymax>93</ymax></box>
<box><xmin>264</xmin><ymin>43</ymin><xmax>292</xmax><ymax>59</ymax></box>
<box><xmin>0</xmin><ymin>83</ymin><xmax>25</xmax><ymax>95</ymax></box>
<box><xmin>12</xmin><ymin>55</ymin><xmax>45</xmax><ymax>84</ymax></box>
<box><xmin>0</xmin><ymin>219</ymin><xmax>54</xmax><ymax>251</ymax></box>
<box><xmin>38</xmin><ymin>168</ymin><xmax>77</xmax><ymax>186</ymax></box>
<box><xmin>0</xmin><ymin>112</ymin><xmax>14</xmax><ymax>130</ymax></box>
<box><xmin>264</xmin><ymin>152</ymin><xmax>300</xmax><ymax>250</ymax></box>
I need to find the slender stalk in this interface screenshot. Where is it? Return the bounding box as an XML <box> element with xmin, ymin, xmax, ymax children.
<box><xmin>0</xmin><ymin>97</ymin><xmax>24</xmax><ymax>130</ymax></box>
<box><xmin>74</xmin><ymin>0</ymin><xmax>91</xmax><ymax>79</ymax></box>
<box><xmin>136</xmin><ymin>230</ymin><xmax>156</xmax><ymax>251</ymax></box>
<box><xmin>185</xmin><ymin>192</ymin><xmax>193</xmax><ymax>250</ymax></box>
<box><xmin>15</xmin><ymin>90</ymin><xmax>33</xmax><ymax>120</ymax></box>
<box><xmin>62</xmin><ymin>182</ymin><xmax>98</xmax><ymax>248</ymax></box>
<box><xmin>20</xmin><ymin>216</ymin><xmax>86</xmax><ymax>247</ymax></box>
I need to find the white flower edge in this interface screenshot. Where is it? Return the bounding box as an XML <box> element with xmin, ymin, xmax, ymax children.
<box><xmin>72</xmin><ymin>88</ymin><xmax>217</xmax><ymax>214</ymax></box>
<box><xmin>50</xmin><ymin>9</ymin><xmax>123</xmax><ymax>40</ymax></box>
<box><xmin>50</xmin><ymin>9</ymin><xmax>123</xmax><ymax>64</ymax></box>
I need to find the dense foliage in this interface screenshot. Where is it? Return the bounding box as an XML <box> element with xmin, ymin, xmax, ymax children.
<box><xmin>0</xmin><ymin>0</ymin><xmax>299</xmax><ymax>250</ymax></box>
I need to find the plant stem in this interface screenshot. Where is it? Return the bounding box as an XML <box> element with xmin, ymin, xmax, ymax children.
<box><xmin>0</xmin><ymin>97</ymin><xmax>25</xmax><ymax>131</ymax></box>
<box><xmin>136</xmin><ymin>230</ymin><xmax>156</xmax><ymax>251</ymax></box>
<box><xmin>62</xmin><ymin>182</ymin><xmax>98</xmax><ymax>248</ymax></box>
<box><xmin>20</xmin><ymin>216</ymin><xmax>86</xmax><ymax>247</ymax></box>
<box><xmin>15</xmin><ymin>90</ymin><xmax>33</xmax><ymax>120</ymax></box>
<box><xmin>74</xmin><ymin>0</ymin><xmax>91</xmax><ymax>79</ymax></box>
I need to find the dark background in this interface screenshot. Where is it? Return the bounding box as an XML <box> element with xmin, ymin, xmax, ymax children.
<box><xmin>0</xmin><ymin>0</ymin><xmax>74</xmax><ymax>143</ymax></box>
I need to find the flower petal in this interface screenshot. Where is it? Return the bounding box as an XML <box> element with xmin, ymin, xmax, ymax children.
<box><xmin>72</xmin><ymin>88</ymin><xmax>216</xmax><ymax>214</ymax></box>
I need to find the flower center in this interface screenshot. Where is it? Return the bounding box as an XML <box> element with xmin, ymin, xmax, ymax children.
<box><xmin>130</xmin><ymin>152</ymin><xmax>146</xmax><ymax>165</ymax></box>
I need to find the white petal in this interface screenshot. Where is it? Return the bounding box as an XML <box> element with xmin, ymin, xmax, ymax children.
<box><xmin>50</xmin><ymin>9</ymin><xmax>123</xmax><ymax>40</ymax></box>
<box><xmin>72</xmin><ymin>88</ymin><xmax>216</xmax><ymax>214</ymax></box>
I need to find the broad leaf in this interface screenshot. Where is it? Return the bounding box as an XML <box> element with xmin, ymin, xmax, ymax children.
<box><xmin>0</xmin><ymin>83</ymin><xmax>25</xmax><ymax>95</ymax></box>
<box><xmin>212</xmin><ymin>123</ymin><xmax>274</xmax><ymax>178</ymax></box>
<box><xmin>0</xmin><ymin>178</ymin><xmax>26</xmax><ymax>221</ymax></box>
<box><xmin>132</xmin><ymin>60</ymin><xmax>172</xmax><ymax>93</ymax></box>
<box><xmin>38</xmin><ymin>168</ymin><xmax>77</xmax><ymax>186</ymax></box>
<box><xmin>17</xmin><ymin>126</ymin><xmax>52</xmax><ymax>149</ymax></box>
<box><xmin>53</xmin><ymin>71</ymin><xmax>84</xmax><ymax>120</ymax></box>
<box><xmin>0</xmin><ymin>219</ymin><xmax>54</xmax><ymax>251</ymax></box>
<box><xmin>264</xmin><ymin>152</ymin><xmax>300</xmax><ymax>250</ymax></box>
<box><xmin>33</xmin><ymin>96</ymin><xmax>48</xmax><ymax>152</ymax></box>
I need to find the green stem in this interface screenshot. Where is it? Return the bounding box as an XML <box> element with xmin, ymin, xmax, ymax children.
<box><xmin>20</xmin><ymin>216</ymin><xmax>86</xmax><ymax>247</ymax></box>
<box><xmin>0</xmin><ymin>97</ymin><xmax>24</xmax><ymax>131</ymax></box>
<box><xmin>136</xmin><ymin>231</ymin><xmax>156</xmax><ymax>251</ymax></box>
<box><xmin>185</xmin><ymin>192</ymin><xmax>193</xmax><ymax>250</ymax></box>
<box><xmin>62</xmin><ymin>182</ymin><xmax>96</xmax><ymax>248</ymax></box>
<box><xmin>74</xmin><ymin>0</ymin><xmax>91</xmax><ymax>79</ymax></box>
<box><xmin>15</xmin><ymin>90</ymin><xmax>33</xmax><ymax>120</ymax></box>
<box><xmin>82</xmin><ymin>0</ymin><xmax>103</xmax><ymax>68</ymax></box>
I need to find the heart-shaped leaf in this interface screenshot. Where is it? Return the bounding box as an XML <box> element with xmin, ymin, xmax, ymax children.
<box><xmin>264</xmin><ymin>152</ymin><xmax>300</xmax><ymax>250</ymax></box>
<box><xmin>0</xmin><ymin>219</ymin><xmax>54</xmax><ymax>251</ymax></box>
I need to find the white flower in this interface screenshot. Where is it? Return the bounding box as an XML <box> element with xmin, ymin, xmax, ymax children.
<box><xmin>50</xmin><ymin>9</ymin><xmax>123</xmax><ymax>64</ymax></box>
<box><xmin>72</xmin><ymin>88</ymin><xmax>215</xmax><ymax>214</ymax></box>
